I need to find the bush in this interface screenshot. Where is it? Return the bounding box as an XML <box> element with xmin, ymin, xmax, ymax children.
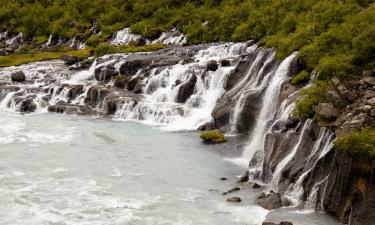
<box><xmin>291</xmin><ymin>70</ymin><xmax>310</xmax><ymax>85</ymax></box>
<box><xmin>293</xmin><ymin>81</ymin><xmax>329</xmax><ymax>120</ymax></box>
<box><xmin>335</xmin><ymin>128</ymin><xmax>375</xmax><ymax>159</ymax></box>
<box><xmin>200</xmin><ymin>130</ymin><xmax>226</xmax><ymax>144</ymax></box>
<box><xmin>94</xmin><ymin>43</ymin><xmax>117</xmax><ymax>57</ymax></box>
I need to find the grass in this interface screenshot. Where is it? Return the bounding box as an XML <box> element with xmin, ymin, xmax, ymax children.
<box><xmin>94</xmin><ymin>43</ymin><xmax>166</xmax><ymax>57</ymax></box>
<box><xmin>335</xmin><ymin>128</ymin><xmax>375</xmax><ymax>159</ymax></box>
<box><xmin>0</xmin><ymin>48</ymin><xmax>92</xmax><ymax>67</ymax></box>
<box><xmin>291</xmin><ymin>70</ymin><xmax>310</xmax><ymax>85</ymax></box>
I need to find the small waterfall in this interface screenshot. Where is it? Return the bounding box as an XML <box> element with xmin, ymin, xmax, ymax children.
<box><xmin>5</xmin><ymin>32</ymin><xmax>23</xmax><ymax>45</ymax></box>
<box><xmin>242</xmin><ymin>52</ymin><xmax>297</xmax><ymax>161</ymax></box>
<box><xmin>269</xmin><ymin>119</ymin><xmax>313</xmax><ymax>191</ymax></box>
<box><xmin>152</xmin><ymin>28</ymin><xmax>187</xmax><ymax>46</ymax></box>
<box><xmin>111</xmin><ymin>28</ymin><xmax>143</xmax><ymax>45</ymax></box>
<box><xmin>69</xmin><ymin>60</ymin><xmax>97</xmax><ymax>83</ymax></box>
<box><xmin>43</xmin><ymin>35</ymin><xmax>53</xmax><ymax>47</ymax></box>
<box><xmin>69</xmin><ymin>37</ymin><xmax>76</xmax><ymax>48</ymax></box>
<box><xmin>0</xmin><ymin>31</ymin><xmax>8</xmax><ymax>40</ymax></box>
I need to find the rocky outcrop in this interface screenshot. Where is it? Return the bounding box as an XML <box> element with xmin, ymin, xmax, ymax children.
<box><xmin>94</xmin><ymin>65</ymin><xmax>119</xmax><ymax>81</ymax></box>
<box><xmin>176</xmin><ymin>75</ymin><xmax>197</xmax><ymax>103</ymax></box>
<box><xmin>256</xmin><ymin>192</ymin><xmax>283</xmax><ymax>210</ymax></box>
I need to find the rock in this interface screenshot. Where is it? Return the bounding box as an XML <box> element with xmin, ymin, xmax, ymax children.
<box><xmin>207</xmin><ymin>60</ymin><xmax>218</xmax><ymax>71</ymax></box>
<box><xmin>176</xmin><ymin>75</ymin><xmax>197</xmax><ymax>103</ymax></box>
<box><xmin>363</xmin><ymin>77</ymin><xmax>375</xmax><ymax>86</ymax></box>
<box><xmin>226</xmin><ymin>197</ymin><xmax>241</xmax><ymax>203</ymax></box>
<box><xmin>94</xmin><ymin>65</ymin><xmax>118</xmax><ymax>81</ymax></box>
<box><xmin>197</xmin><ymin>122</ymin><xmax>214</xmax><ymax>131</ymax></box>
<box><xmin>262</xmin><ymin>222</ymin><xmax>278</xmax><ymax>225</ymax></box>
<box><xmin>221</xmin><ymin>59</ymin><xmax>231</xmax><ymax>67</ymax></box>
<box><xmin>19</xmin><ymin>98</ymin><xmax>37</xmax><ymax>112</ymax></box>
<box><xmin>61</xmin><ymin>54</ymin><xmax>80</xmax><ymax>65</ymax></box>
<box><xmin>279</xmin><ymin>222</ymin><xmax>293</xmax><ymax>225</ymax></box>
<box><xmin>128</xmin><ymin>75</ymin><xmax>142</xmax><ymax>91</ymax></box>
<box><xmin>114</xmin><ymin>75</ymin><xmax>126</xmax><ymax>89</ymax></box>
<box><xmin>256</xmin><ymin>192</ymin><xmax>283</xmax><ymax>210</ymax></box>
<box><xmin>223</xmin><ymin>187</ymin><xmax>240</xmax><ymax>195</ymax></box>
<box><xmin>237</xmin><ymin>172</ymin><xmax>249</xmax><ymax>183</ymax></box>
<box><xmin>11</xmin><ymin>71</ymin><xmax>26</xmax><ymax>82</ymax></box>
<box><xmin>120</xmin><ymin>58</ymin><xmax>150</xmax><ymax>76</ymax></box>
<box><xmin>315</xmin><ymin>103</ymin><xmax>341</xmax><ymax>122</ymax></box>
<box><xmin>220</xmin><ymin>177</ymin><xmax>228</xmax><ymax>181</ymax></box>
<box><xmin>252</xmin><ymin>183</ymin><xmax>261</xmax><ymax>189</ymax></box>
<box><xmin>200</xmin><ymin>130</ymin><xmax>226</xmax><ymax>144</ymax></box>
<box><xmin>285</xmin><ymin>117</ymin><xmax>299</xmax><ymax>129</ymax></box>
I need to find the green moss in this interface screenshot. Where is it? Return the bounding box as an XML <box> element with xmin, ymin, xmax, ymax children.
<box><xmin>335</xmin><ymin>128</ymin><xmax>375</xmax><ymax>159</ymax></box>
<box><xmin>291</xmin><ymin>70</ymin><xmax>310</xmax><ymax>85</ymax></box>
<box><xmin>200</xmin><ymin>130</ymin><xmax>226</xmax><ymax>144</ymax></box>
<box><xmin>0</xmin><ymin>48</ymin><xmax>91</xmax><ymax>67</ymax></box>
<box><xmin>115</xmin><ymin>75</ymin><xmax>124</xmax><ymax>81</ymax></box>
<box><xmin>293</xmin><ymin>81</ymin><xmax>329</xmax><ymax>120</ymax></box>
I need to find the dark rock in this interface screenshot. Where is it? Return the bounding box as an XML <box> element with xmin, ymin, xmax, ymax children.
<box><xmin>176</xmin><ymin>75</ymin><xmax>197</xmax><ymax>103</ymax></box>
<box><xmin>220</xmin><ymin>177</ymin><xmax>228</xmax><ymax>181</ymax></box>
<box><xmin>11</xmin><ymin>71</ymin><xmax>26</xmax><ymax>82</ymax></box>
<box><xmin>68</xmin><ymin>85</ymin><xmax>84</xmax><ymax>101</ymax></box>
<box><xmin>252</xmin><ymin>183</ymin><xmax>262</xmax><ymax>189</ymax></box>
<box><xmin>19</xmin><ymin>98</ymin><xmax>37</xmax><ymax>112</ymax></box>
<box><xmin>262</xmin><ymin>222</ymin><xmax>278</xmax><ymax>225</ymax></box>
<box><xmin>223</xmin><ymin>187</ymin><xmax>240</xmax><ymax>195</ymax></box>
<box><xmin>279</xmin><ymin>221</ymin><xmax>293</xmax><ymax>225</ymax></box>
<box><xmin>285</xmin><ymin>117</ymin><xmax>299</xmax><ymax>129</ymax></box>
<box><xmin>207</xmin><ymin>60</ymin><xmax>218</xmax><ymax>71</ymax></box>
<box><xmin>226</xmin><ymin>197</ymin><xmax>241</xmax><ymax>203</ymax></box>
<box><xmin>128</xmin><ymin>75</ymin><xmax>142</xmax><ymax>91</ymax></box>
<box><xmin>221</xmin><ymin>59</ymin><xmax>231</xmax><ymax>67</ymax></box>
<box><xmin>197</xmin><ymin>122</ymin><xmax>214</xmax><ymax>131</ymax></box>
<box><xmin>256</xmin><ymin>192</ymin><xmax>283</xmax><ymax>210</ymax></box>
<box><xmin>114</xmin><ymin>75</ymin><xmax>126</xmax><ymax>89</ymax></box>
<box><xmin>61</xmin><ymin>54</ymin><xmax>80</xmax><ymax>65</ymax></box>
<box><xmin>94</xmin><ymin>65</ymin><xmax>119</xmax><ymax>81</ymax></box>
<box><xmin>237</xmin><ymin>172</ymin><xmax>249</xmax><ymax>183</ymax></box>
<box><xmin>119</xmin><ymin>58</ymin><xmax>150</xmax><ymax>77</ymax></box>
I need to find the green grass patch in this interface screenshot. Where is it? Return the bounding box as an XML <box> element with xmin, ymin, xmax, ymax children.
<box><xmin>291</xmin><ymin>70</ymin><xmax>310</xmax><ymax>85</ymax></box>
<box><xmin>0</xmin><ymin>48</ymin><xmax>91</xmax><ymax>67</ymax></box>
<box><xmin>293</xmin><ymin>81</ymin><xmax>329</xmax><ymax>120</ymax></box>
<box><xmin>335</xmin><ymin>128</ymin><xmax>375</xmax><ymax>159</ymax></box>
<box><xmin>94</xmin><ymin>43</ymin><xmax>166</xmax><ymax>57</ymax></box>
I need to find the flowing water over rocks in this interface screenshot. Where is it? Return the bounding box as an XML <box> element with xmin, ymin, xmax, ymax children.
<box><xmin>0</xmin><ymin>43</ymin><xmax>346</xmax><ymax>224</ymax></box>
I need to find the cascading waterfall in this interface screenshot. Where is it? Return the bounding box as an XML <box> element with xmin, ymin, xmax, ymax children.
<box><xmin>241</xmin><ymin>53</ymin><xmax>297</xmax><ymax>162</ymax></box>
<box><xmin>111</xmin><ymin>28</ymin><xmax>144</xmax><ymax>45</ymax></box>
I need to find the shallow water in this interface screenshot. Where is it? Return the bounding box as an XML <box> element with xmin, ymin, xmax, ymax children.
<box><xmin>0</xmin><ymin>109</ymin><xmax>340</xmax><ymax>225</ymax></box>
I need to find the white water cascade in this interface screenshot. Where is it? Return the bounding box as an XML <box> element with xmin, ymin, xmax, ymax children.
<box><xmin>241</xmin><ymin>53</ymin><xmax>297</xmax><ymax>162</ymax></box>
<box><xmin>111</xmin><ymin>28</ymin><xmax>144</xmax><ymax>45</ymax></box>
<box><xmin>152</xmin><ymin>28</ymin><xmax>187</xmax><ymax>46</ymax></box>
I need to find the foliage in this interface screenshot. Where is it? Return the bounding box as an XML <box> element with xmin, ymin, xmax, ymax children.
<box><xmin>293</xmin><ymin>81</ymin><xmax>329</xmax><ymax>120</ymax></box>
<box><xmin>335</xmin><ymin>128</ymin><xmax>375</xmax><ymax>159</ymax></box>
<box><xmin>200</xmin><ymin>130</ymin><xmax>226</xmax><ymax>144</ymax></box>
<box><xmin>0</xmin><ymin>0</ymin><xmax>374</xmax><ymax>80</ymax></box>
<box><xmin>291</xmin><ymin>70</ymin><xmax>310</xmax><ymax>85</ymax></box>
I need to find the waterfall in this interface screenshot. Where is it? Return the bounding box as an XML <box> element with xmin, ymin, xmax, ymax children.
<box><xmin>5</xmin><ymin>32</ymin><xmax>23</xmax><ymax>45</ymax></box>
<box><xmin>69</xmin><ymin>60</ymin><xmax>97</xmax><ymax>83</ymax></box>
<box><xmin>0</xmin><ymin>31</ymin><xmax>8</xmax><ymax>40</ymax></box>
<box><xmin>43</xmin><ymin>35</ymin><xmax>53</xmax><ymax>47</ymax></box>
<box><xmin>241</xmin><ymin>53</ymin><xmax>297</xmax><ymax>162</ymax></box>
<box><xmin>269</xmin><ymin>119</ymin><xmax>313</xmax><ymax>191</ymax></box>
<box><xmin>111</xmin><ymin>28</ymin><xmax>144</xmax><ymax>45</ymax></box>
<box><xmin>152</xmin><ymin>28</ymin><xmax>187</xmax><ymax>46</ymax></box>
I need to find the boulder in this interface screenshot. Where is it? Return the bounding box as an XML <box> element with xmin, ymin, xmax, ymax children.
<box><xmin>11</xmin><ymin>71</ymin><xmax>26</xmax><ymax>82</ymax></box>
<box><xmin>94</xmin><ymin>65</ymin><xmax>118</xmax><ymax>81</ymax></box>
<box><xmin>226</xmin><ymin>197</ymin><xmax>241</xmax><ymax>203</ymax></box>
<box><xmin>315</xmin><ymin>103</ymin><xmax>341</xmax><ymax>122</ymax></box>
<box><xmin>176</xmin><ymin>75</ymin><xmax>197</xmax><ymax>103</ymax></box>
<box><xmin>279</xmin><ymin>222</ymin><xmax>293</xmax><ymax>225</ymax></box>
<box><xmin>61</xmin><ymin>54</ymin><xmax>80</xmax><ymax>65</ymax></box>
<box><xmin>119</xmin><ymin>58</ymin><xmax>150</xmax><ymax>76</ymax></box>
<box><xmin>262</xmin><ymin>223</ymin><xmax>278</xmax><ymax>225</ymax></box>
<box><xmin>207</xmin><ymin>60</ymin><xmax>218</xmax><ymax>71</ymax></box>
<box><xmin>19</xmin><ymin>98</ymin><xmax>37</xmax><ymax>112</ymax></box>
<box><xmin>128</xmin><ymin>75</ymin><xmax>142</xmax><ymax>91</ymax></box>
<box><xmin>256</xmin><ymin>192</ymin><xmax>283</xmax><ymax>210</ymax></box>
<box><xmin>363</xmin><ymin>77</ymin><xmax>375</xmax><ymax>86</ymax></box>
<box><xmin>200</xmin><ymin>130</ymin><xmax>226</xmax><ymax>144</ymax></box>
<box><xmin>197</xmin><ymin>122</ymin><xmax>214</xmax><ymax>131</ymax></box>
<box><xmin>221</xmin><ymin>59</ymin><xmax>231</xmax><ymax>67</ymax></box>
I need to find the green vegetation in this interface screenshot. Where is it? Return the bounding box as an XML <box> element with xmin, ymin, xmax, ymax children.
<box><xmin>291</xmin><ymin>70</ymin><xmax>310</xmax><ymax>85</ymax></box>
<box><xmin>0</xmin><ymin>0</ymin><xmax>374</xmax><ymax>80</ymax></box>
<box><xmin>94</xmin><ymin>43</ymin><xmax>165</xmax><ymax>57</ymax></box>
<box><xmin>0</xmin><ymin>48</ymin><xmax>91</xmax><ymax>67</ymax></box>
<box><xmin>335</xmin><ymin>128</ymin><xmax>375</xmax><ymax>159</ymax></box>
<box><xmin>200</xmin><ymin>130</ymin><xmax>226</xmax><ymax>144</ymax></box>
<box><xmin>293</xmin><ymin>81</ymin><xmax>329</xmax><ymax>120</ymax></box>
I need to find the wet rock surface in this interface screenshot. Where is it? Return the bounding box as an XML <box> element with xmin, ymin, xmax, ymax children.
<box><xmin>256</xmin><ymin>192</ymin><xmax>283</xmax><ymax>210</ymax></box>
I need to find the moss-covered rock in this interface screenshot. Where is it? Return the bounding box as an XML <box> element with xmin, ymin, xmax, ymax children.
<box><xmin>200</xmin><ymin>130</ymin><xmax>226</xmax><ymax>144</ymax></box>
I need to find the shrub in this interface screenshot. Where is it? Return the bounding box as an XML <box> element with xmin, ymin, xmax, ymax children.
<box><xmin>293</xmin><ymin>81</ymin><xmax>329</xmax><ymax>120</ymax></box>
<box><xmin>335</xmin><ymin>128</ymin><xmax>375</xmax><ymax>159</ymax></box>
<box><xmin>291</xmin><ymin>70</ymin><xmax>310</xmax><ymax>85</ymax></box>
<box><xmin>94</xmin><ymin>43</ymin><xmax>117</xmax><ymax>57</ymax></box>
<box><xmin>200</xmin><ymin>130</ymin><xmax>226</xmax><ymax>144</ymax></box>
